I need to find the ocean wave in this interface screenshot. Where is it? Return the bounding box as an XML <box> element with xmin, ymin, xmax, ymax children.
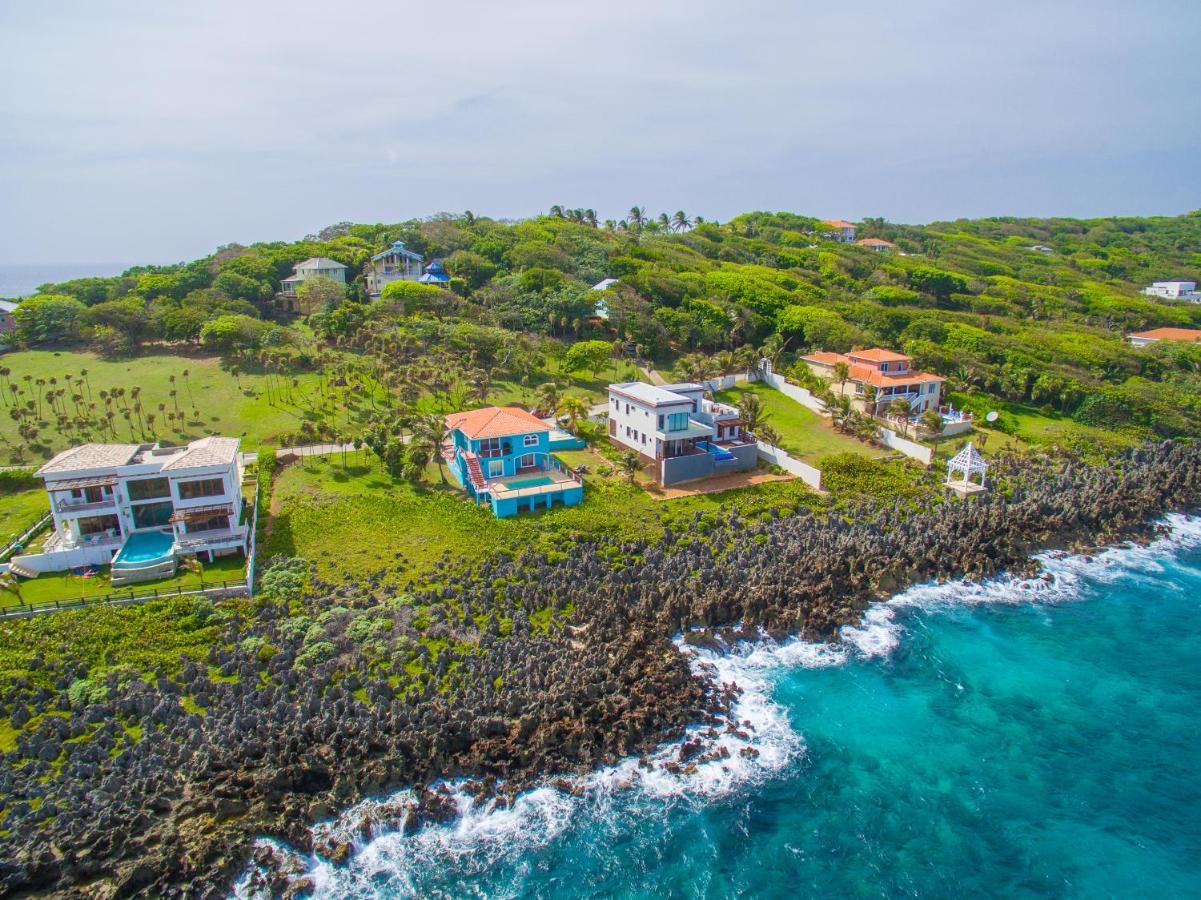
<box><xmin>234</xmin><ymin>514</ymin><xmax>1200</xmax><ymax>898</ymax></box>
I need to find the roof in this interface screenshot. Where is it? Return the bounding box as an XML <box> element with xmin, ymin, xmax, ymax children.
<box><xmin>821</xmin><ymin>219</ymin><xmax>856</xmax><ymax>229</ymax></box>
<box><xmin>293</xmin><ymin>257</ymin><xmax>347</xmax><ymax>271</ymax></box>
<box><xmin>855</xmin><ymin>238</ymin><xmax>896</xmax><ymax>247</ymax></box>
<box><xmin>419</xmin><ymin>260</ymin><xmax>451</xmax><ymax>284</ymax></box>
<box><xmin>44</xmin><ymin>474</ymin><xmax>119</xmax><ymax>491</ymax></box>
<box><xmin>446</xmin><ymin>406</ymin><xmax>550</xmax><ymax>440</ymax></box>
<box><xmin>948</xmin><ymin>442</ymin><xmax>987</xmax><ymax>475</ymax></box>
<box><xmin>159</xmin><ymin>436</ymin><xmax>241</xmax><ymax>470</ymax></box>
<box><xmin>592</xmin><ymin>278</ymin><xmax>620</xmax><ymax>291</ymax></box>
<box><xmin>609</xmin><ymin>382</ymin><xmax>694</xmax><ymax>408</ymax></box>
<box><xmin>0</xmin><ymin>300</ymin><xmax>17</xmax><ymax>313</ymax></box>
<box><xmin>38</xmin><ymin>444</ymin><xmax>140</xmax><ymax>476</ymax></box>
<box><xmin>1129</xmin><ymin>327</ymin><xmax>1201</xmax><ymax>342</ymax></box>
<box><xmin>659</xmin><ymin>382</ymin><xmax>705</xmax><ymax>394</ymax></box>
<box><xmin>371</xmin><ymin>241</ymin><xmax>423</xmax><ymax>262</ymax></box>
<box><xmin>800</xmin><ymin>350</ymin><xmax>848</xmax><ymax>367</ymax></box>
<box><xmin>1149</xmin><ymin>281</ymin><xmax>1196</xmax><ymax>288</ymax></box>
<box><xmin>849</xmin><ymin>348</ymin><xmax>911</xmax><ymax>363</ymax></box>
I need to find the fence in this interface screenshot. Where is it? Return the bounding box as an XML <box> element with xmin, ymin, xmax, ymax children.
<box><xmin>244</xmin><ymin>478</ymin><xmax>262</xmax><ymax>595</ymax></box>
<box><xmin>755</xmin><ymin>441</ymin><xmax>822</xmax><ymax>490</ymax></box>
<box><xmin>0</xmin><ymin>579</ymin><xmax>250</xmax><ymax>620</ymax></box>
<box><xmin>757</xmin><ymin>367</ymin><xmax>827</xmax><ymax>414</ymax></box>
<box><xmin>1</xmin><ymin>512</ymin><xmax>51</xmax><ymax>563</ymax></box>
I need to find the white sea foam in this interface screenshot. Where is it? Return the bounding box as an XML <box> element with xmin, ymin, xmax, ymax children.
<box><xmin>233</xmin><ymin>514</ymin><xmax>1200</xmax><ymax>898</ymax></box>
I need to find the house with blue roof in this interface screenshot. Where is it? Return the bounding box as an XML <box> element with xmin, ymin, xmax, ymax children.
<box><xmin>366</xmin><ymin>240</ymin><xmax>424</xmax><ymax>297</ymax></box>
<box><xmin>443</xmin><ymin>406</ymin><xmax>584</xmax><ymax>518</ymax></box>
<box><xmin>419</xmin><ymin>259</ymin><xmax>452</xmax><ymax>286</ymax></box>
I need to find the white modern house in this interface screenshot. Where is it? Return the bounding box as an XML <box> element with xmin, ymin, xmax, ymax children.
<box><xmin>278</xmin><ymin>257</ymin><xmax>348</xmax><ymax>310</ymax></box>
<box><xmin>820</xmin><ymin>219</ymin><xmax>857</xmax><ymax>243</ymax></box>
<box><xmin>801</xmin><ymin>348</ymin><xmax>945</xmax><ymax>416</ymax></box>
<box><xmin>10</xmin><ymin>437</ymin><xmax>248</xmax><ymax>585</ymax></box>
<box><xmin>607</xmin><ymin>381</ymin><xmax>757</xmax><ymax>485</ymax></box>
<box><xmin>1142</xmin><ymin>281</ymin><xmax>1201</xmax><ymax>303</ymax></box>
<box><xmin>365</xmin><ymin>241</ymin><xmax>424</xmax><ymax>297</ymax></box>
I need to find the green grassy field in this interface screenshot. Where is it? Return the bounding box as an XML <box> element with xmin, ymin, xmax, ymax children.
<box><xmin>715</xmin><ymin>382</ymin><xmax>881</xmax><ymax>464</ymax></box>
<box><xmin>0</xmin><ymin>488</ymin><xmax>49</xmax><ymax>544</ymax></box>
<box><xmin>1</xmin><ymin>349</ymin><xmax>325</xmax><ymax>462</ymax></box>
<box><xmin>264</xmin><ymin>449</ymin><xmax>822</xmax><ymax>587</ymax></box>
<box><xmin>942</xmin><ymin>392</ymin><xmax>1140</xmax><ymax>457</ymax></box>
<box><xmin>6</xmin><ymin>556</ymin><xmax>247</xmax><ymax>609</ymax></box>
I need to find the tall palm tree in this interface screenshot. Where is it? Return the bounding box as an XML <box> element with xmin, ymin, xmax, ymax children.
<box><xmin>738</xmin><ymin>393</ymin><xmax>768</xmax><ymax>433</ymax></box>
<box><xmin>832</xmin><ymin>361</ymin><xmax>851</xmax><ymax>396</ymax></box>
<box><xmin>657</xmin><ymin>212</ymin><xmax>671</xmax><ymax>230</ymax></box>
<box><xmin>413</xmin><ymin>413</ymin><xmax>450</xmax><ymax>484</ymax></box>
<box><xmin>887</xmin><ymin>398</ymin><xmax>912</xmax><ymax>437</ymax></box>
<box><xmin>584</xmin><ymin>209</ymin><xmax>598</xmax><ymax>228</ymax></box>
<box><xmin>534</xmin><ymin>381</ymin><xmax>562</xmax><ymax>417</ymax></box>
<box><xmin>557</xmin><ymin>395</ymin><xmax>590</xmax><ymax>430</ymax></box>
<box><xmin>549</xmin><ymin>205</ymin><xmax>565</xmax><ymax>218</ymax></box>
<box><xmin>671</xmin><ymin>211</ymin><xmax>692</xmax><ymax>232</ymax></box>
<box><xmin>627</xmin><ymin>207</ymin><xmax>647</xmax><ymax>231</ymax></box>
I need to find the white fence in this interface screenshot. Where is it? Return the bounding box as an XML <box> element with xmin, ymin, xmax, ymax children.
<box><xmin>757</xmin><ymin>369</ymin><xmax>827</xmax><ymax>414</ymax></box>
<box><xmin>756</xmin><ymin>441</ymin><xmax>822</xmax><ymax>490</ymax></box>
<box><xmin>879</xmin><ymin>428</ymin><xmax>934</xmax><ymax>465</ymax></box>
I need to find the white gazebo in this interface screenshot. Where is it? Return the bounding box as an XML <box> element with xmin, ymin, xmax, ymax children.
<box><xmin>945</xmin><ymin>441</ymin><xmax>988</xmax><ymax>497</ymax></box>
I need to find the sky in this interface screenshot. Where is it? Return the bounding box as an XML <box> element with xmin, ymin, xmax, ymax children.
<box><xmin>0</xmin><ymin>0</ymin><xmax>1198</xmax><ymax>265</ymax></box>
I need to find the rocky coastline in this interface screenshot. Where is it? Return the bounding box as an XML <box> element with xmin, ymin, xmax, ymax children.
<box><xmin>1</xmin><ymin>441</ymin><xmax>1199</xmax><ymax>897</ymax></box>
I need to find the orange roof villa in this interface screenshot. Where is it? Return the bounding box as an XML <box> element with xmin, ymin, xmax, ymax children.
<box><xmin>801</xmin><ymin>348</ymin><xmax>946</xmax><ymax>416</ymax></box>
<box><xmin>1128</xmin><ymin>327</ymin><xmax>1201</xmax><ymax>347</ymax></box>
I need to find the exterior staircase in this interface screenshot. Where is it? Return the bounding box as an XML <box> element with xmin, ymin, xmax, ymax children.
<box><xmin>7</xmin><ymin>560</ymin><xmax>37</xmax><ymax>579</ymax></box>
<box><xmin>461</xmin><ymin>451</ymin><xmax>489</xmax><ymax>493</ymax></box>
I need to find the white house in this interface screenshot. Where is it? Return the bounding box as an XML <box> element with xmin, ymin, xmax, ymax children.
<box><xmin>607</xmin><ymin>381</ymin><xmax>757</xmax><ymax>485</ymax></box>
<box><xmin>820</xmin><ymin>219</ymin><xmax>857</xmax><ymax>243</ymax></box>
<box><xmin>10</xmin><ymin>437</ymin><xmax>248</xmax><ymax>585</ymax></box>
<box><xmin>801</xmin><ymin>348</ymin><xmax>944</xmax><ymax>416</ymax></box>
<box><xmin>279</xmin><ymin>257</ymin><xmax>348</xmax><ymax>304</ymax></box>
<box><xmin>365</xmin><ymin>241</ymin><xmax>423</xmax><ymax>297</ymax></box>
<box><xmin>1142</xmin><ymin>281</ymin><xmax>1201</xmax><ymax>303</ymax></box>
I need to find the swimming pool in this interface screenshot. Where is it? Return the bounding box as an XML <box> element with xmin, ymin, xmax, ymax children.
<box><xmin>696</xmin><ymin>440</ymin><xmax>735</xmax><ymax>461</ymax></box>
<box><xmin>112</xmin><ymin>530</ymin><xmax>176</xmax><ymax>568</ymax></box>
<box><xmin>499</xmin><ymin>476</ymin><xmax>554</xmax><ymax>491</ymax></box>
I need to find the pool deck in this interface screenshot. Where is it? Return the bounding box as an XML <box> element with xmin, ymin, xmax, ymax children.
<box><xmin>488</xmin><ymin>469</ymin><xmax>578</xmax><ymax>498</ymax></box>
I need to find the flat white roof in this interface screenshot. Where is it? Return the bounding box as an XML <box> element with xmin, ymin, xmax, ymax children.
<box><xmin>609</xmin><ymin>381</ymin><xmax>692</xmax><ymax>407</ymax></box>
<box><xmin>659</xmin><ymin>382</ymin><xmax>705</xmax><ymax>394</ymax></box>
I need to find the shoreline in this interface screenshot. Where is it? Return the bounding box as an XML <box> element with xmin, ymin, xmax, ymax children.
<box><xmin>2</xmin><ymin>442</ymin><xmax>1200</xmax><ymax>897</ymax></box>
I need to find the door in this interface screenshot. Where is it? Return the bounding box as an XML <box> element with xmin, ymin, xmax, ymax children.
<box><xmin>488</xmin><ymin>459</ymin><xmax>504</xmax><ymax>477</ymax></box>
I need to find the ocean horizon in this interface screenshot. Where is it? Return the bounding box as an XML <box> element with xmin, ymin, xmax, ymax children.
<box><xmin>237</xmin><ymin>515</ymin><xmax>1201</xmax><ymax>898</ymax></box>
<box><xmin>0</xmin><ymin>262</ymin><xmax>140</xmax><ymax>299</ymax></box>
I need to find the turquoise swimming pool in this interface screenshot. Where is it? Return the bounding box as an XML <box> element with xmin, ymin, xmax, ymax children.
<box><xmin>112</xmin><ymin>530</ymin><xmax>176</xmax><ymax>568</ymax></box>
<box><xmin>502</xmin><ymin>476</ymin><xmax>553</xmax><ymax>490</ymax></box>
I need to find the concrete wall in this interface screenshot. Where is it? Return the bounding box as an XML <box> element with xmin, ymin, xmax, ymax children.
<box><xmin>879</xmin><ymin>428</ymin><xmax>933</xmax><ymax>465</ymax></box>
<box><xmin>938</xmin><ymin>420</ymin><xmax>973</xmax><ymax>438</ymax></box>
<box><xmin>491</xmin><ymin>485</ymin><xmax>583</xmax><ymax>518</ymax></box>
<box><xmin>11</xmin><ymin>543</ymin><xmax>118</xmax><ymax>574</ymax></box>
<box><xmin>755</xmin><ymin>442</ymin><xmax>822</xmax><ymax>490</ymax></box>
<box><xmin>660</xmin><ymin>452</ymin><xmax>716</xmax><ymax>486</ymax></box>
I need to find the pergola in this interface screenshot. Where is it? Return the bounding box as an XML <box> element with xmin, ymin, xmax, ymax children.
<box><xmin>946</xmin><ymin>441</ymin><xmax>988</xmax><ymax>488</ymax></box>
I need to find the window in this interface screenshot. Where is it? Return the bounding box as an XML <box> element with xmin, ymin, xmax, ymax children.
<box><xmin>667</xmin><ymin>412</ymin><xmax>689</xmax><ymax>432</ymax></box>
<box><xmin>127</xmin><ymin>477</ymin><xmax>170</xmax><ymax>502</ymax></box>
<box><xmin>519</xmin><ymin>453</ymin><xmax>536</xmax><ymax>469</ymax></box>
<box><xmin>478</xmin><ymin>438</ymin><xmax>502</xmax><ymax>458</ymax></box>
<box><xmin>658</xmin><ymin>415</ymin><xmax>664</xmax><ymax>429</ymax></box>
<box><xmin>177</xmin><ymin>478</ymin><xmax>224</xmax><ymax>500</ymax></box>
<box><xmin>132</xmin><ymin>501</ymin><xmax>174</xmax><ymax>528</ymax></box>
<box><xmin>186</xmin><ymin>514</ymin><xmax>230</xmax><ymax>534</ymax></box>
<box><xmin>523</xmin><ymin>434</ymin><xmax>539</xmax><ymax>447</ymax></box>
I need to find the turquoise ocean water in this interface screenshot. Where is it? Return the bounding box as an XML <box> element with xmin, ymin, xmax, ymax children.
<box><xmin>240</xmin><ymin>515</ymin><xmax>1201</xmax><ymax>898</ymax></box>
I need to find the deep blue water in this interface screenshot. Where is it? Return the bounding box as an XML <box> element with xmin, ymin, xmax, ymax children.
<box><xmin>239</xmin><ymin>515</ymin><xmax>1201</xmax><ymax>899</ymax></box>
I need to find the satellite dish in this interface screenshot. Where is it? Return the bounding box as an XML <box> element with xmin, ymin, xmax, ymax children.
<box><xmin>985</xmin><ymin>411</ymin><xmax>999</xmax><ymax>423</ymax></box>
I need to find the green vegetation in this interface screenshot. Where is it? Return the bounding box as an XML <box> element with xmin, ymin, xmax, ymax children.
<box><xmin>3</xmin><ymin>556</ymin><xmax>246</xmax><ymax>609</ymax></box>
<box><xmin>715</xmin><ymin>382</ymin><xmax>879</xmax><ymax>463</ymax></box>
<box><xmin>0</xmin><ymin>485</ymin><xmax>48</xmax><ymax>545</ymax></box>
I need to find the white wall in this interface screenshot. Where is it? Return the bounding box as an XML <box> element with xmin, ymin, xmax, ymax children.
<box><xmin>879</xmin><ymin>428</ymin><xmax>933</xmax><ymax>465</ymax></box>
<box><xmin>756</xmin><ymin>442</ymin><xmax>822</xmax><ymax>490</ymax></box>
<box><xmin>11</xmin><ymin>543</ymin><xmax>117</xmax><ymax>574</ymax></box>
<box><xmin>758</xmin><ymin>370</ymin><xmax>827</xmax><ymax>414</ymax></box>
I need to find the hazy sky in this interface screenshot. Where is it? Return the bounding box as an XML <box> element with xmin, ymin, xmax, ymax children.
<box><xmin>1</xmin><ymin>0</ymin><xmax>1198</xmax><ymax>265</ymax></box>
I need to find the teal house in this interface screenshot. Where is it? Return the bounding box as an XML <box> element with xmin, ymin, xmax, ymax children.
<box><xmin>444</xmin><ymin>406</ymin><xmax>584</xmax><ymax>518</ymax></box>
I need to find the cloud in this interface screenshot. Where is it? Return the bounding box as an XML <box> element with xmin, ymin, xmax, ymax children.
<box><xmin>0</xmin><ymin>0</ymin><xmax>1197</xmax><ymax>262</ymax></box>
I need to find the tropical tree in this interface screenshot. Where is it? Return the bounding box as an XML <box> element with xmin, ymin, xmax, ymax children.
<box><xmin>756</xmin><ymin>423</ymin><xmax>782</xmax><ymax>447</ymax></box>
<box><xmin>557</xmin><ymin>394</ymin><xmax>590</xmax><ymax>430</ymax></box>
<box><xmin>533</xmin><ymin>381</ymin><xmax>562</xmax><ymax>417</ymax></box>
<box><xmin>627</xmin><ymin>207</ymin><xmax>647</xmax><ymax>231</ymax></box>
<box><xmin>919</xmin><ymin>407</ymin><xmax>944</xmax><ymax>435</ymax></box>
<box><xmin>616</xmin><ymin>450</ymin><xmax>641</xmax><ymax>484</ymax></box>
<box><xmin>0</xmin><ymin>571</ymin><xmax>22</xmax><ymax>604</ymax></box>
<box><xmin>413</xmin><ymin>413</ymin><xmax>450</xmax><ymax>484</ymax></box>
<box><xmin>671</xmin><ymin>210</ymin><xmax>692</xmax><ymax>232</ymax></box>
<box><xmin>887</xmin><ymin>398</ymin><xmax>912</xmax><ymax>436</ymax></box>
<box><xmin>738</xmin><ymin>393</ymin><xmax>769</xmax><ymax>433</ymax></box>
<box><xmin>833</xmin><ymin>361</ymin><xmax>851</xmax><ymax>395</ymax></box>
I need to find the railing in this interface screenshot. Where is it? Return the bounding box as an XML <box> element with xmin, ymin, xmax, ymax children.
<box><xmin>55</xmin><ymin>497</ymin><xmax>117</xmax><ymax>513</ymax></box>
<box><xmin>43</xmin><ymin>531</ymin><xmax>122</xmax><ymax>552</ymax></box>
<box><xmin>0</xmin><ymin>579</ymin><xmax>250</xmax><ymax>620</ymax></box>
<box><xmin>175</xmin><ymin>529</ymin><xmax>246</xmax><ymax>550</ymax></box>
<box><xmin>1</xmin><ymin>512</ymin><xmax>52</xmax><ymax>563</ymax></box>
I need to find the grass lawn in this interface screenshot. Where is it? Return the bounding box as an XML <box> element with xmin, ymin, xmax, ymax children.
<box><xmin>0</xmin><ymin>488</ymin><xmax>49</xmax><ymax>544</ymax></box>
<box><xmin>264</xmin><ymin>448</ymin><xmax>822</xmax><ymax>588</ymax></box>
<box><xmin>715</xmin><ymin>382</ymin><xmax>881</xmax><ymax>464</ymax></box>
<box><xmin>8</xmin><ymin>555</ymin><xmax>246</xmax><ymax>609</ymax></box>
<box><xmin>942</xmin><ymin>392</ymin><xmax>1140</xmax><ymax>458</ymax></box>
<box><xmin>1</xmin><ymin>349</ymin><xmax>325</xmax><ymax>463</ymax></box>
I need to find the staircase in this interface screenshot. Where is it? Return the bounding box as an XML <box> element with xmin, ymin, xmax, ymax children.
<box><xmin>461</xmin><ymin>451</ymin><xmax>489</xmax><ymax>493</ymax></box>
<box><xmin>7</xmin><ymin>560</ymin><xmax>36</xmax><ymax>579</ymax></box>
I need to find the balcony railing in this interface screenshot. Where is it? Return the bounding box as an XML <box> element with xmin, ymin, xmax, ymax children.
<box><xmin>55</xmin><ymin>497</ymin><xmax>116</xmax><ymax>513</ymax></box>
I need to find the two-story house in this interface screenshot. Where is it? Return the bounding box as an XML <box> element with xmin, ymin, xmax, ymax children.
<box><xmin>10</xmin><ymin>437</ymin><xmax>248</xmax><ymax>585</ymax></box>
<box><xmin>1142</xmin><ymin>281</ymin><xmax>1201</xmax><ymax>303</ymax></box>
<box><xmin>365</xmin><ymin>241</ymin><xmax>424</xmax><ymax>297</ymax></box>
<box><xmin>444</xmin><ymin>406</ymin><xmax>583</xmax><ymax>518</ymax></box>
<box><xmin>278</xmin><ymin>257</ymin><xmax>348</xmax><ymax>311</ymax></box>
<box><xmin>607</xmin><ymin>381</ymin><xmax>758</xmax><ymax>486</ymax></box>
<box><xmin>820</xmin><ymin>219</ymin><xmax>857</xmax><ymax>243</ymax></box>
<box><xmin>801</xmin><ymin>348</ymin><xmax>944</xmax><ymax>416</ymax></box>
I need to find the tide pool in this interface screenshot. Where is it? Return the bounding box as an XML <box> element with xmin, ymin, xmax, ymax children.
<box><xmin>240</xmin><ymin>516</ymin><xmax>1201</xmax><ymax>899</ymax></box>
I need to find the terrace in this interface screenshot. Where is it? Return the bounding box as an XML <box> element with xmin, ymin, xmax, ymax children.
<box><xmin>487</xmin><ymin>467</ymin><xmax>581</xmax><ymax>500</ymax></box>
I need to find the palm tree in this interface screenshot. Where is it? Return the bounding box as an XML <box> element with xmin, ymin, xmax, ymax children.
<box><xmin>657</xmin><ymin>212</ymin><xmax>671</xmax><ymax>230</ymax></box>
<box><xmin>0</xmin><ymin>571</ymin><xmax>23</xmax><ymax>604</ymax></box>
<box><xmin>738</xmin><ymin>393</ymin><xmax>768</xmax><ymax>433</ymax></box>
<box><xmin>557</xmin><ymin>395</ymin><xmax>590</xmax><ymax>430</ymax></box>
<box><xmin>627</xmin><ymin>207</ymin><xmax>647</xmax><ymax>231</ymax></box>
<box><xmin>178</xmin><ymin>555</ymin><xmax>205</xmax><ymax>588</ymax></box>
<box><xmin>616</xmin><ymin>451</ymin><xmax>641</xmax><ymax>484</ymax></box>
<box><xmin>756</xmin><ymin>423</ymin><xmax>782</xmax><ymax>448</ymax></box>
<box><xmin>534</xmin><ymin>381</ymin><xmax>561</xmax><ymax>417</ymax></box>
<box><xmin>832</xmin><ymin>361</ymin><xmax>851</xmax><ymax>396</ymax></box>
<box><xmin>413</xmin><ymin>413</ymin><xmax>450</xmax><ymax>484</ymax></box>
<box><xmin>549</xmin><ymin>205</ymin><xmax>565</xmax><ymax>219</ymax></box>
<box><xmin>861</xmin><ymin>384</ymin><xmax>879</xmax><ymax>417</ymax></box>
<box><xmin>887</xmin><ymin>398</ymin><xmax>912</xmax><ymax>437</ymax></box>
<box><xmin>671</xmin><ymin>210</ymin><xmax>692</xmax><ymax>232</ymax></box>
<box><xmin>919</xmin><ymin>407</ymin><xmax>943</xmax><ymax>436</ymax></box>
<box><xmin>584</xmin><ymin>209</ymin><xmax>598</xmax><ymax>228</ymax></box>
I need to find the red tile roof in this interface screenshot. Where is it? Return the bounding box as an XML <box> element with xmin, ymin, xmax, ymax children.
<box><xmin>445</xmin><ymin>406</ymin><xmax>550</xmax><ymax>440</ymax></box>
<box><xmin>1130</xmin><ymin>327</ymin><xmax>1201</xmax><ymax>342</ymax></box>
<box><xmin>821</xmin><ymin>219</ymin><xmax>856</xmax><ymax>229</ymax></box>
<box><xmin>855</xmin><ymin>238</ymin><xmax>896</xmax><ymax>247</ymax></box>
<box><xmin>848</xmin><ymin>348</ymin><xmax>911</xmax><ymax>363</ymax></box>
<box><xmin>802</xmin><ymin>349</ymin><xmax>944</xmax><ymax>387</ymax></box>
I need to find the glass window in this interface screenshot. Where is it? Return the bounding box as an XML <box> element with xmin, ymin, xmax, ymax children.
<box><xmin>667</xmin><ymin>412</ymin><xmax>689</xmax><ymax>432</ymax></box>
<box><xmin>132</xmin><ymin>501</ymin><xmax>174</xmax><ymax>528</ymax></box>
<box><xmin>177</xmin><ymin>478</ymin><xmax>224</xmax><ymax>500</ymax></box>
<box><xmin>523</xmin><ymin>434</ymin><xmax>539</xmax><ymax>447</ymax></box>
<box><xmin>127</xmin><ymin>477</ymin><xmax>171</xmax><ymax>501</ymax></box>
<box><xmin>185</xmin><ymin>515</ymin><xmax>230</xmax><ymax>534</ymax></box>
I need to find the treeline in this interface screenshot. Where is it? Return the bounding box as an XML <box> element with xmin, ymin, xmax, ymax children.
<box><xmin>9</xmin><ymin>209</ymin><xmax>1201</xmax><ymax>438</ymax></box>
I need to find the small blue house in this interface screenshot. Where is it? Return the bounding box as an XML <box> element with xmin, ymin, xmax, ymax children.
<box><xmin>419</xmin><ymin>259</ymin><xmax>452</xmax><ymax>286</ymax></box>
<box><xmin>444</xmin><ymin>406</ymin><xmax>584</xmax><ymax>518</ymax></box>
